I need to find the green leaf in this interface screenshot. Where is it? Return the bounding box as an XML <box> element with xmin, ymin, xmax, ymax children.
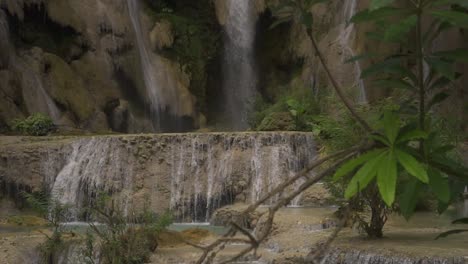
<box><xmin>333</xmin><ymin>148</ymin><xmax>386</xmax><ymax>180</ymax></box>
<box><xmin>344</xmin><ymin>152</ymin><xmax>386</xmax><ymax>199</ymax></box>
<box><xmin>370</xmin><ymin>134</ymin><xmax>391</xmax><ymax>146</ymax></box>
<box><xmin>428</xmin><ymin>169</ymin><xmax>450</xmax><ymax>203</ymax></box>
<box><xmin>399</xmin><ymin>178</ymin><xmax>422</xmax><ymax>220</ymax></box>
<box><xmin>374</xmin><ymin>79</ymin><xmax>417</xmax><ymax>92</ymax></box>
<box><xmin>433</xmin><ymin>49</ymin><xmax>468</xmax><ymax>63</ymax></box>
<box><xmin>351</xmin><ymin>7</ymin><xmax>413</xmax><ymax>23</ymax></box>
<box><xmin>435</xmin><ymin>229</ymin><xmax>468</xmax><ymax>240</ymax></box>
<box><xmin>377</xmin><ymin>151</ymin><xmax>398</xmax><ymax>206</ymax></box>
<box><xmin>395</xmin><ymin>149</ymin><xmax>429</xmax><ymax>183</ymax></box>
<box><xmin>384</xmin><ymin>15</ymin><xmax>417</xmax><ymax>42</ymax></box>
<box><xmin>383</xmin><ymin>111</ymin><xmax>400</xmax><ymax>144</ymax></box>
<box><xmin>370</xmin><ymin>0</ymin><xmax>396</xmax><ymax>10</ymax></box>
<box><xmin>396</xmin><ymin>129</ymin><xmax>428</xmax><ymax>144</ymax></box>
<box><xmin>428</xmin><ymin>76</ymin><xmax>454</xmax><ymax>90</ymax></box>
<box><xmin>427</xmin><ymin>91</ymin><xmax>450</xmax><ymax>109</ymax></box>
<box><xmin>425</xmin><ymin>57</ymin><xmax>456</xmax><ymax>80</ymax></box>
<box><xmin>362</xmin><ymin>58</ymin><xmax>418</xmax><ymax>84</ymax></box>
<box><xmin>431</xmin><ymin>10</ymin><xmax>468</xmax><ymax>29</ymax></box>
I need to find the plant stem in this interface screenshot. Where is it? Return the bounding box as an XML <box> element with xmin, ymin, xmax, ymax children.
<box><xmin>308</xmin><ymin>29</ymin><xmax>374</xmax><ymax>134</ymax></box>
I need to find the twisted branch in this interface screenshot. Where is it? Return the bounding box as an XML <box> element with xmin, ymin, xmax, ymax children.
<box><xmin>192</xmin><ymin>144</ymin><xmax>370</xmax><ymax>264</ymax></box>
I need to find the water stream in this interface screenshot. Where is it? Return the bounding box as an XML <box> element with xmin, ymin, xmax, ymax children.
<box><xmin>222</xmin><ymin>0</ymin><xmax>258</xmax><ymax>130</ymax></box>
<box><xmin>127</xmin><ymin>0</ymin><xmax>163</xmax><ymax>128</ymax></box>
<box><xmin>43</xmin><ymin>133</ymin><xmax>316</xmax><ymax>222</ymax></box>
<box><xmin>339</xmin><ymin>0</ymin><xmax>367</xmax><ymax>104</ymax></box>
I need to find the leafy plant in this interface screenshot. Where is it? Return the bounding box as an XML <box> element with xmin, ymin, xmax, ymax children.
<box><xmin>22</xmin><ymin>192</ymin><xmax>71</xmax><ymax>264</ymax></box>
<box><xmin>83</xmin><ymin>195</ymin><xmax>172</xmax><ymax>264</ymax></box>
<box><xmin>12</xmin><ymin>113</ymin><xmax>55</xmax><ymax>136</ymax></box>
<box><xmin>271</xmin><ymin>0</ymin><xmax>468</xmax><ymax>238</ymax></box>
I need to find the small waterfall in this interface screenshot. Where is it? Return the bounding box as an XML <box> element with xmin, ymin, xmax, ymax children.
<box><xmin>223</xmin><ymin>0</ymin><xmax>258</xmax><ymax>130</ymax></box>
<box><xmin>169</xmin><ymin>133</ymin><xmax>316</xmax><ymax>222</ymax></box>
<box><xmin>340</xmin><ymin>0</ymin><xmax>367</xmax><ymax>104</ymax></box>
<box><xmin>18</xmin><ymin>61</ymin><xmax>62</xmax><ymax>123</ymax></box>
<box><xmin>50</xmin><ymin>138</ymin><xmax>135</xmax><ymax>220</ymax></box>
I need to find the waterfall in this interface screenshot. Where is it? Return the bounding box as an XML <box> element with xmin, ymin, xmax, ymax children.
<box><xmin>340</xmin><ymin>0</ymin><xmax>367</xmax><ymax>104</ymax></box>
<box><xmin>41</xmin><ymin>133</ymin><xmax>315</xmax><ymax>222</ymax></box>
<box><xmin>169</xmin><ymin>133</ymin><xmax>316</xmax><ymax>222</ymax></box>
<box><xmin>18</xmin><ymin>61</ymin><xmax>62</xmax><ymax>124</ymax></box>
<box><xmin>222</xmin><ymin>0</ymin><xmax>258</xmax><ymax>130</ymax></box>
<box><xmin>50</xmin><ymin>138</ymin><xmax>135</xmax><ymax>220</ymax></box>
<box><xmin>127</xmin><ymin>0</ymin><xmax>173</xmax><ymax>131</ymax></box>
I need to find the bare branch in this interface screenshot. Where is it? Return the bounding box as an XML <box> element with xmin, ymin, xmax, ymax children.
<box><xmin>193</xmin><ymin>146</ymin><xmax>365</xmax><ymax>263</ymax></box>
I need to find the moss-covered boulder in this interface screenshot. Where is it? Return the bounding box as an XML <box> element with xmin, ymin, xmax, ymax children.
<box><xmin>43</xmin><ymin>52</ymin><xmax>94</xmax><ymax>122</ymax></box>
<box><xmin>257</xmin><ymin>112</ymin><xmax>296</xmax><ymax>131</ymax></box>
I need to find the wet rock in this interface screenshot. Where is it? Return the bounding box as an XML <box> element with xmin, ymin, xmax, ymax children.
<box><xmin>150</xmin><ymin>20</ymin><xmax>174</xmax><ymax>50</ymax></box>
<box><xmin>210</xmin><ymin>203</ymin><xmax>260</xmax><ymax>229</ymax></box>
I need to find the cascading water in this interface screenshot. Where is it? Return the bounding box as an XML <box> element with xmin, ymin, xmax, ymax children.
<box><xmin>127</xmin><ymin>0</ymin><xmax>163</xmax><ymax>129</ymax></box>
<box><xmin>127</xmin><ymin>0</ymin><xmax>181</xmax><ymax>131</ymax></box>
<box><xmin>41</xmin><ymin>133</ymin><xmax>316</xmax><ymax>222</ymax></box>
<box><xmin>339</xmin><ymin>0</ymin><xmax>367</xmax><ymax>104</ymax></box>
<box><xmin>50</xmin><ymin>138</ymin><xmax>135</xmax><ymax>220</ymax></box>
<box><xmin>222</xmin><ymin>0</ymin><xmax>258</xmax><ymax>130</ymax></box>
<box><xmin>169</xmin><ymin>133</ymin><xmax>316</xmax><ymax>222</ymax></box>
<box><xmin>18</xmin><ymin>61</ymin><xmax>62</xmax><ymax>123</ymax></box>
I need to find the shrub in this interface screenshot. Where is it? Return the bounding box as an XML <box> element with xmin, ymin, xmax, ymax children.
<box><xmin>83</xmin><ymin>196</ymin><xmax>172</xmax><ymax>264</ymax></box>
<box><xmin>12</xmin><ymin>113</ymin><xmax>55</xmax><ymax>136</ymax></box>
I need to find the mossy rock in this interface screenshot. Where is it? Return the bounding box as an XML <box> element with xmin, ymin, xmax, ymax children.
<box><xmin>257</xmin><ymin>112</ymin><xmax>296</xmax><ymax>131</ymax></box>
<box><xmin>6</xmin><ymin>215</ymin><xmax>48</xmax><ymax>226</ymax></box>
<box><xmin>44</xmin><ymin>53</ymin><xmax>94</xmax><ymax>121</ymax></box>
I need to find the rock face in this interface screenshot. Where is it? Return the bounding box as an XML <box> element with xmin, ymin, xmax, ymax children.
<box><xmin>0</xmin><ymin>132</ymin><xmax>317</xmax><ymax>221</ymax></box>
<box><xmin>0</xmin><ymin>0</ymin><xmax>200</xmax><ymax>133</ymax></box>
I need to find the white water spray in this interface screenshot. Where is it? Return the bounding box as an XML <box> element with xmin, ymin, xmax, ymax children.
<box><xmin>223</xmin><ymin>0</ymin><xmax>258</xmax><ymax>130</ymax></box>
<box><xmin>339</xmin><ymin>0</ymin><xmax>367</xmax><ymax>104</ymax></box>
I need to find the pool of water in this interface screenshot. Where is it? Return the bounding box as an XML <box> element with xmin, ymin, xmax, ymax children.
<box><xmin>168</xmin><ymin>222</ymin><xmax>229</xmax><ymax>235</ymax></box>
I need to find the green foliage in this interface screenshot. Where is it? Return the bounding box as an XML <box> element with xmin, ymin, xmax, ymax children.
<box><xmin>251</xmin><ymin>88</ymin><xmax>319</xmax><ymax>131</ymax></box>
<box><xmin>21</xmin><ymin>192</ymin><xmax>71</xmax><ymax>264</ymax></box>
<box><xmin>12</xmin><ymin>113</ymin><xmax>55</xmax><ymax>136</ymax></box>
<box><xmin>84</xmin><ymin>195</ymin><xmax>172</xmax><ymax>264</ymax></box>
<box><xmin>340</xmin><ymin>0</ymin><xmax>468</xmax><ymax>224</ymax></box>
<box><xmin>270</xmin><ymin>0</ymin><xmax>327</xmax><ymax>29</ymax></box>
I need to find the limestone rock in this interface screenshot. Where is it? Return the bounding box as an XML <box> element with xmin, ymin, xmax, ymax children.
<box><xmin>150</xmin><ymin>20</ymin><xmax>174</xmax><ymax>50</ymax></box>
<box><xmin>210</xmin><ymin>203</ymin><xmax>260</xmax><ymax>229</ymax></box>
<box><xmin>42</xmin><ymin>52</ymin><xmax>94</xmax><ymax>122</ymax></box>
